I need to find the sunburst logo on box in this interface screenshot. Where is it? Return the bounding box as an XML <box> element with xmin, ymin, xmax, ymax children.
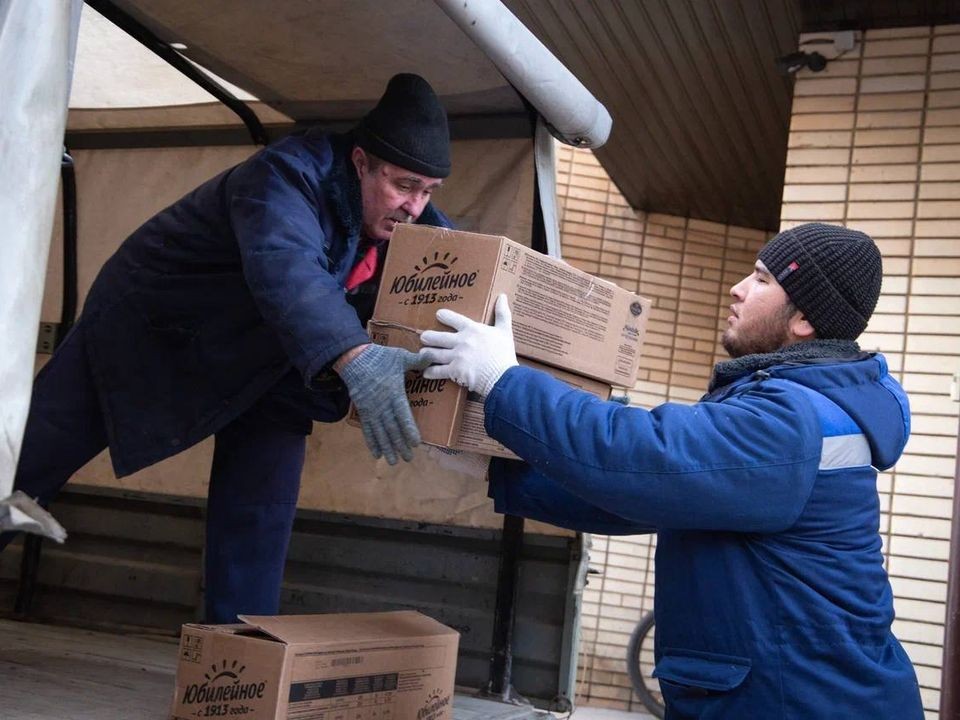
<box><xmin>388</xmin><ymin>249</ymin><xmax>478</xmax><ymax>298</ymax></box>
<box><xmin>180</xmin><ymin>658</ymin><xmax>266</xmax><ymax>706</ymax></box>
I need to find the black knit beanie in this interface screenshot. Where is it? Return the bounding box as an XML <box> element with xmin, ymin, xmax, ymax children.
<box><xmin>758</xmin><ymin>223</ymin><xmax>882</xmax><ymax>340</ymax></box>
<box><xmin>356</xmin><ymin>74</ymin><xmax>450</xmax><ymax>178</ymax></box>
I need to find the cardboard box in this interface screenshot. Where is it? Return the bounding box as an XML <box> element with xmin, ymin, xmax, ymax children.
<box><xmin>170</xmin><ymin>611</ymin><xmax>459</xmax><ymax>720</ymax></box>
<box><xmin>376</xmin><ymin>224</ymin><xmax>651</xmax><ymax>386</ymax></box>
<box><xmin>453</xmin><ymin>364</ymin><xmax>612</xmax><ymax>459</ymax></box>
<box><xmin>352</xmin><ymin>321</ymin><xmax>611</xmax><ymax>458</ymax></box>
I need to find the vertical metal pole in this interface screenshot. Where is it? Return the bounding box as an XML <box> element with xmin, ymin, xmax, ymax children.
<box><xmin>14</xmin><ymin>151</ymin><xmax>78</xmax><ymax>617</ymax></box>
<box><xmin>939</xmin><ymin>417</ymin><xmax>960</xmax><ymax>719</ymax></box>
<box><xmin>487</xmin><ymin>513</ymin><xmax>524</xmax><ymax>699</ymax></box>
<box><xmin>13</xmin><ymin>536</ymin><xmax>43</xmax><ymax>616</ymax></box>
<box><xmin>485</xmin><ymin>104</ymin><xmax>547</xmax><ymax>702</ymax></box>
<box><xmin>57</xmin><ymin>150</ymin><xmax>78</xmax><ymax>344</ymax></box>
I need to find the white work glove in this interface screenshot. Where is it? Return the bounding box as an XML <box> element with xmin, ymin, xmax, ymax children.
<box><xmin>420</xmin><ymin>294</ymin><xmax>519</xmax><ymax>398</ymax></box>
<box><xmin>424</xmin><ymin>446</ymin><xmax>491</xmax><ymax>481</ymax></box>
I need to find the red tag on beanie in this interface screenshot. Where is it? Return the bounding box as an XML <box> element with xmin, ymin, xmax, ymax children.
<box><xmin>777</xmin><ymin>261</ymin><xmax>800</xmax><ymax>283</ymax></box>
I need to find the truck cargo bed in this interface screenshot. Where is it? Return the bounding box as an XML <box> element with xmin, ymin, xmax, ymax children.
<box><xmin>0</xmin><ymin>619</ymin><xmax>556</xmax><ymax>719</ymax></box>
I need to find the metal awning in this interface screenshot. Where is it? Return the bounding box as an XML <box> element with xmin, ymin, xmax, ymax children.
<box><xmin>504</xmin><ymin>0</ymin><xmax>960</xmax><ymax>231</ymax></box>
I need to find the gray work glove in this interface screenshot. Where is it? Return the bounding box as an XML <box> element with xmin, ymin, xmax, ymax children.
<box><xmin>339</xmin><ymin>344</ymin><xmax>430</xmax><ymax>465</ymax></box>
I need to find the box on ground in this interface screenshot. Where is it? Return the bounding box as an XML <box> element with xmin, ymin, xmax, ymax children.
<box><xmin>349</xmin><ymin>321</ymin><xmax>611</xmax><ymax>458</ymax></box>
<box><xmin>376</xmin><ymin>224</ymin><xmax>651</xmax><ymax>386</ymax></box>
<box><xmin>170</xmin><ymin>610</ymin><xmax>459</xmax><ymax>720</ymax></box>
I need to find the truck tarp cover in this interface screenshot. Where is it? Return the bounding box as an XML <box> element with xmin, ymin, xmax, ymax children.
<box><xmin>0</xmin><ymin>0</ymin><xmax>80</xmax><ymax>540</ymax></box>
<box><xmin>15</xmin><ymin>0</ymin><xmax>609</xmax><ymax>533</ymax></box>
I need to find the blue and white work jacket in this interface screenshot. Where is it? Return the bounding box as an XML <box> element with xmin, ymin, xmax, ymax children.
<box><xmin>485</xmin><ymin>354</ymin><xmax>923</xmax><ymax>719</ymax></box>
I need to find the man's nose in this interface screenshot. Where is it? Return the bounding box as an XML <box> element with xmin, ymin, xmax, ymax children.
<box><xmin>403</xmin><ymin>194</ymin><xmax>428</xmax><ymax>218</ymax></box>
<box><xmin>730</xmin><ymin>276</ymin><xmax>747</xmax><ymax>299</ymax></box>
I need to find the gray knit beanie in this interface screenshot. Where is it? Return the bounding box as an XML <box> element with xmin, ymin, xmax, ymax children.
<box><xmin>357</xmin><ymin>74</ymin><xmax>450</xmax><ymax>178</ymax></box>
<box><xmin>758</xmin><ymin>223</ymin><xmax>882</xmax><ymax>340</ymax></box>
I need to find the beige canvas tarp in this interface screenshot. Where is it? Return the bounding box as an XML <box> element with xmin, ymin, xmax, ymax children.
<box><xmin>23</xmin><ymin>0</ymin><xmax>616</xmax><ymax>534</ymax></box>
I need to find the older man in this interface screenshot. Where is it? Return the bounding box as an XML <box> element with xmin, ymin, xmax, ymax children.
<box><xmin>420</xmin><ymin>223</ymin><xmax>924</xmax><ymax>719</ymax></box>
<box><xmin>4</xmin><ymin>74</ymin><xmax>451</xmax><ymax>622</ymax></box>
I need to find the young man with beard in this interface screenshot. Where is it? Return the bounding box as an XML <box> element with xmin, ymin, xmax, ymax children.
<box><xmin>419</xmin><ymin>223</ymin><xmax>924</xmax><ymax>719</ymax></box>
<box><xmin>2</xmin><ymin>74</ymin><xmax>451</xmax><ymax>623</ymax></box>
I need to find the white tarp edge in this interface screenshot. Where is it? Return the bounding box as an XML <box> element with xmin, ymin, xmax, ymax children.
<box><xmin>434</xmin><ymin>0</ymin><xmax>612</xmax><ymax>149</ymax></box>
<box><xmin>535</xmin><ymin>117</ymin><xmax>561</xmax><ymax>258</ymax></box>
<box><xmin>0</xmin><ymin>0</ymin><xmax>81</xmax><ymax>540</ymax></box>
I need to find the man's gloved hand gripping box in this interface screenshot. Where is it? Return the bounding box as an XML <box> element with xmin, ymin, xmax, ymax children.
<box><xmin>362</xmin><ymin>320</ymin><xmax>611</xmax><ymax>458</ymax></box>
<box><xmin>356</xmin><ymin>224</ymin><xmax>650</xmax><ymax>457</ymax></box>
<box><xmin>375</xmin><ymin>224</ymin><xmax>651</xmax><ymax>386</ymax></box>
<box><xmin>169</xmin><ymin>610</ymin><xmax>459</xmax><ymax>720</ymax></box>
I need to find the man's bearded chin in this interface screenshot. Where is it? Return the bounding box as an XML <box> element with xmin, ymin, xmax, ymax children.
<box><xmin>721</xmin><ymin>329</ymin><xmax>744</xmax><ymax>358</ymax></box>
<box><xmin>722</xmin><ymin>323</ymin><xmax>792</xmax><ymax>359</ymax></box>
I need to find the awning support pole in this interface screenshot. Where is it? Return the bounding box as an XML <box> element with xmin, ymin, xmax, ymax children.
<box><xmin>84</xmin><ymin>0</ymin><xmax>268</xmax><ymax>146</ymax></box>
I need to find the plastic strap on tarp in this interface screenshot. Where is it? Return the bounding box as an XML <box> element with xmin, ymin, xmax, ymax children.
<box><xmin>0</xmin><ymin>0</ymin><xmax>80</xmax><ymax>540</ymax></box>
<box><xmin>535</xmin><ymin>116</ymin><xmax>561</xmax><ymax>258</ymax></box>
<box><xmin>434</xmin><ymin>0</ymin><xmax>612</xmax><ymax>149</ymax></box>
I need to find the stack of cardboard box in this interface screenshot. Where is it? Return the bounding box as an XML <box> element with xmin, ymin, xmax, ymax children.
<box><xmin>359</xmin><ymin>224</ymin><xmax>651</xmax><ymax>459</ymax></box>
<box><xmin>169</xmin><ymin>227</ymin><xmax>648</xmax><ymax>719</ymax></box>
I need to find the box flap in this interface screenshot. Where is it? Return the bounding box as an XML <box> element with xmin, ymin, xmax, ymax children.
<box><xmin>237</xmin><ymin>610</ymin><xmax>458</xmax><ymax>645</ymax></box>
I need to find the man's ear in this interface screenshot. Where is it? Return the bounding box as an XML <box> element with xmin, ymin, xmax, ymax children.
<box><xmin>789</xmin><ymin>310</ymin><xmax>816</xmax><ymax>342</ymax></box>
<box><xmin>351</xmin><ymin>146</ymin><xmax>366</xmax><ymax>176</ymax></box>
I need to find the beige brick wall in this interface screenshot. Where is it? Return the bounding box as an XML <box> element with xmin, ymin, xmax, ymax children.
<box><xmin>784</xmin><ymin>25</ymin><xmax>960</xmax><ymax>718</ymax></box>
<box><xmin>562</xmin><ymin>23</ymin><xmax>959</xmax><ymax>718</ymax></box>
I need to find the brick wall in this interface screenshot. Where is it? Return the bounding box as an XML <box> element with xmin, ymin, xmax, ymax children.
<box><xmin>561</xmin><ymin>24</ymin><xmax>959</xmax><ymax>718</ymax></box>
<box><xmin>783</xmin><ymin>25</ymin><xmax>960</xmax><ymax>718</ymax></box>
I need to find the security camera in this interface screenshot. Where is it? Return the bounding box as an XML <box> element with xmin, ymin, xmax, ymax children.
<box><xmin>777</xmin><ymin>51</ymin><xmax>828</xmax><ymax>75</ymax></box>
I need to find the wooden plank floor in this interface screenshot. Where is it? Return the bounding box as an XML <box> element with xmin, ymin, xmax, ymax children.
<box><xmin>0</xmin><ymin>619</ymin><xmax>179</xmax><ymax>719</ymax></box>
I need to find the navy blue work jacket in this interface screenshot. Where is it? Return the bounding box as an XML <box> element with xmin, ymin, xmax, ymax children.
<box><xmin>79</xmin><ymin>129</ymin><xmax>450</xmax><ymax>476</ymax></box>
<box><xmin>485</xmin><ymin>356</ymin><xmax>923</xmax><ymax>719</ymax></box>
